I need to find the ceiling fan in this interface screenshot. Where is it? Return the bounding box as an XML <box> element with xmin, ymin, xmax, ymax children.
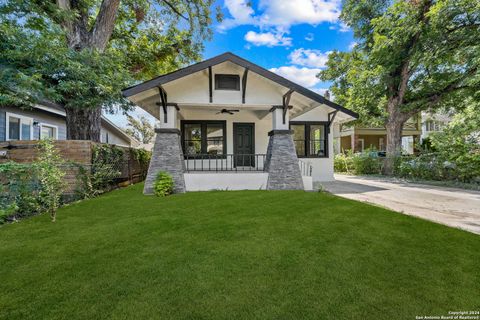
<box><xmin>216</xmin><ymin>109</ymin><xmax>240</xmax><ymax>115</ymax></box>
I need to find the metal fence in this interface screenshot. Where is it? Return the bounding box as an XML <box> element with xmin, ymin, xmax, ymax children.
<box><xmin>184</xmin><ymin>154</ymin><xmax>266</xmax><ymax>172</ymax></box>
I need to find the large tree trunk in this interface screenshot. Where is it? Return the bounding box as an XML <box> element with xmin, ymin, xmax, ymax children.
<box><xmin>57</xmin><ymin>0</ymin><xmax>120</xmax><ymax>141</ymax></box>
<box><xmin>383</xmin><ymin>118</ymin><xmax>405</xmax><ymax>175</ymax></box>
<box><xmin>65</xmin><ymin>107</ymin><xmax>102</xmax><ymax>142</ymax></box>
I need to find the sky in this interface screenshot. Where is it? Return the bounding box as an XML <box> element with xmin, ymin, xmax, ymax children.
<box><xmin>106</xmin><ymin>0</ymin><xmax>356</xmax><ymax>128</ymax></box>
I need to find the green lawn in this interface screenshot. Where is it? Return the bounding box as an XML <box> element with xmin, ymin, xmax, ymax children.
<box><xmin>1</xmin><ymin>184</ymin><xmax>479</xmax><ymax>320</ymax></box>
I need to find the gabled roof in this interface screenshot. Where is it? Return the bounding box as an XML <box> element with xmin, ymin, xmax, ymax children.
<box><xmin>122</xmin><ymin>52</ymin><xmax>358</xmax><ymax>119</ymax></box>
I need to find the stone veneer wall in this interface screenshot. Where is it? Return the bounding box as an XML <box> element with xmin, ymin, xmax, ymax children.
<box><xmin>144</xmin><ymin>129</ymin><xmax>186</xmax><ymax>194</ymax></box>
<box><xmin>265</xmin><ymin>130</ymin><xmax>304</xmax><ymax>190</ymax></box>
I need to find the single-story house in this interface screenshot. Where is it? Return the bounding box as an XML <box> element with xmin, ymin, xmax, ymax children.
<box><xmin>0</xmin><ymin>102</ymin><xmax>136</xmax><ymax>147</ymax></box>
<box><xmin>122</xmin><ymin>52</ymin><xmax>358</xmax><ymax>193</ymax></box>
<box><xmin>335</xmin><ymin>115</ymin><xmax>422</xmax><ymax>154</ymax></box>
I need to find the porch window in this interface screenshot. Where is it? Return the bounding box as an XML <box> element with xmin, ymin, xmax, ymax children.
<box><xmin>290</xmin><ymin>122</ymin><xmax>328</xmax><ymax>158</ymax></box>
<box><xmin>181</xmin><ymin>120</ymin><xmax>226</xmax><ymax>156</ymax></box>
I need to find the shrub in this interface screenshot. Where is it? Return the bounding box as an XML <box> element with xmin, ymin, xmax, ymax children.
<box><xmin>76</xmin><ymin>144</ymin><xmax>123</xmax><ymax>198</ymax></box>
<box><xmin>334</xmin><ymin>151</ymin><xmax>354</xmax><ymax>173</ymax></box>
<box><xmin>352</xmin><ymin>149</ymin><xmax>381</xmax><ymax>175</ymax></box>
<box><xmin>0</xmin><ymin>203</ymin><xmax>18</xmax><ymax>224</ymax></box>
<box><xmin>153</xmin><ymin>172</ymin><xmax>174</xmax><ymax>197</ymax></box>
<box><xmin>130</xmin><ymin>148</ymin><xmax>151</xmax><ymax>179</ymax></box>
<box><xmin>36</xmin><ymin>139</ymin><xmax>66</xmax><ymax>222</ymax></box>
<box><xmin>91</xmin><ymin>144</ymin><xmax>123</xmax><ymax>191</ymax></box>
<box><xmin>0</xmin><ymin>162</ymin><xmax>41</xmax><ymax>219</ymax></box>
<box><xmin>0</xmin><ymin>140</ymin><xmax>66</xmax><ymax>222</ymax></box>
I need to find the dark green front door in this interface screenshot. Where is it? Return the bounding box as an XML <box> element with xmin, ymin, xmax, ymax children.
<box><xmin>233</xmin><ymin>123</ymin><xmax>255</xmax><ymax>167</ymax></box>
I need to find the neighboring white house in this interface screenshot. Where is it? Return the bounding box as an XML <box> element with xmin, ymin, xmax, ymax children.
<box><xmin>0</xmin><ymin>102</ymin><xmax>137</xmax><ymax>147</ymax></box>
<box><xmin>122</xmin><ymin>52</ymin><xmax>358</xmax><ymax>193</ymax></box>
<box><xmin>421</xmin><ymin>111</ymin><xmax>452</xmax><ymax>142</ymax></box>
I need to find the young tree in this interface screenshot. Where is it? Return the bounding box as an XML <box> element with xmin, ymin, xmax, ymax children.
<box><xmin>320</xmin><ymin>0</ymin><xmax>479</xmax><ymax>174</ymax></box>
<box><xmin>125</xmin><ymin>114</ymin><xmax>154</xmax><ymax>144</ymax></box>
<box><xmin>0</xmin><ymin>0</ymin><xmax>219</xmax><ymax>141</ymax></box>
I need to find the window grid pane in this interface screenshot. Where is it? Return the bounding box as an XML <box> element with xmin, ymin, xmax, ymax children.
<box><xmin>41</xmin><ymin>126</ymin><xmax>55</xmax><ymax>139</ymax></box>
<box><xmin>9</xmin><ymin>117</ymin><xmax>20</xmax><ymax>140</ymax></box>
<box><xmin>183</xmin><ymin>122</ymin><xmax>225</xmax><ymax>156</ymax></box>
<box><xmin>290</xmin><ymin>123</ymin><xmax>328</xmax><ymax>158</ymax></box>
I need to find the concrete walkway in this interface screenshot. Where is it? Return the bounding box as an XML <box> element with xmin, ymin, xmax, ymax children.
<box><xmin>321</xmin><ymin>175</ymin><xmax>480</xmax><ymax>235</ymax></box>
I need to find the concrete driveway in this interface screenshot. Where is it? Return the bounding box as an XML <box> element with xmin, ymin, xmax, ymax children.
<box><xmin>321</xmin><ymin>175</ymin><xmax>480</xmax><ymax>235</ymax></box>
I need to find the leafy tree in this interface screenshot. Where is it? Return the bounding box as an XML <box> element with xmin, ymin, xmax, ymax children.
<box><xmin>0</xmin><ymin>0</ymin><xmax>219</xmax><ymax>141</ymax></box>
<box><xmin>125</xmin><ymin>114</ymin><xmax>154</xmax><ymax>144</ymax></box>
<box><xmin>430</xmin><ymin>100</ymin><xmax>480</xmax><ymax>182</ymax></box>
<box><xmin>320</xmin><ymin>0</ymin><xmax>480</xmax><ymax>173</ymax></box>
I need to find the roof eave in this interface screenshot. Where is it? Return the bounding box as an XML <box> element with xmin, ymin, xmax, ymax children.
<box><xmin>122</xmin><ymin>52</ymin><xmax>359</xmax><ymax>119</ymax></box>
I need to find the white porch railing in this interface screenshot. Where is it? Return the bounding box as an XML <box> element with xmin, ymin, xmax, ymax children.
<box><xmin>184</xmin><ymin>154</ymin><xmax>266</xmax><ymax>172</ymax></box>
<box><xmin>298</xmin><ymin>160</ymin><xmax>312</xmax><ymax>177</ymax></box>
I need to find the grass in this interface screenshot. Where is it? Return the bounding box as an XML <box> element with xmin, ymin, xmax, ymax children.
<box><xmin>1</xmin><ymin>183</ymin><xmax>479</xmax><ymax>320</ymax></box>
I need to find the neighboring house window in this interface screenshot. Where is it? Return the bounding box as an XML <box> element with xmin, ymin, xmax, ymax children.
<box><xmin>181</xmin><ymin>121</ymin><xmax>226</xmax><ymax>156</ymax></box>
<box><xmin>215</xmin><ymin>74</ymin><xmax>240</xmax><ymax>90</ymax></box>
<box><xmin>425</xmin><ymin>120</ymin><xmax>443</xmax><ymax>132</ymax></box>
<box><xmin>40</xmin><ymin>124</ymin><xmax>58</xmax><ymax>140</ymax></box>
<box><xmin>290</xmin><ymin>122</ymin><xmax>328</xmax><ymax>158</ymax></box>
<box><xmin>6</xmin><ymin>112</ymin><xmax>33</xmax><ymax>141</ymax></box>
<box><xmin>357</xmin><ymin>138</ymin><xmax>365</xmax><ymax>152</ymax></box>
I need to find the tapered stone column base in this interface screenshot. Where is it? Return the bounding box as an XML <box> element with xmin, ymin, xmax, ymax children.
<box><xmin>265</xmin><ymin>130</ymin><xmax>303</xmax><ymax>190</ymax></box>
<box><xmin>143</xmin><ymin>129</ymin><xmax>186</xmax><ymax>194</ymax></box>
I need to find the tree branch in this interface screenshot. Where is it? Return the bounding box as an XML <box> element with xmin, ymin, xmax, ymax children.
<box><xmin>161</xmin><ymin>0</ymin><xmax>189</xmax><ymax>21</ymax></box>
<box><xmin>90</xmin><ymin>0</ymin><xmax>121</xmax><ymax>52</ymax></box>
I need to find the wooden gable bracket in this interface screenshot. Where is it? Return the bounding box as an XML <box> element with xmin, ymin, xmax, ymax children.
<box><xmin>242</xmin><ymin>67</ymin><xmax>249</xmax><ymax>104</ymax></box>
<box><xmin>208</xmin><ymin>66</ymin><xmax>213</xmax><ymax>103</ymax></box>
<box><xmin>282</xmin><ymin>89</ymin><xmax>294</xmax><ymax>124</ymax></box>
<box><xmin>327</xmin><ymin>110</ymin><xmax>338</xmax><ymax>133</ymax></box>
<box><xmin>155</xmin><ymin>86</ymin><xmax>168</xmax><ymax>123</ymax></box>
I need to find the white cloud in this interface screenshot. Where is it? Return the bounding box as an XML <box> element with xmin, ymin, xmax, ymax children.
<box><xmin>269</xmin><ymin>66</ymin><xmax>322</xmax><ymax>88</ymax></box>
<box><xmin>218</xmin><ymin>0</ymin><xmax>256</xmax><ymax>31</ymax></box>
<box><xmin>219</xmin><ymin>0</ymin><xmax>341</xmax><ymax>31</ymax></box>
<box><xmin>348</xmin><ymin>41</ymin><xmax>358</xmax><ymax>50</ymax></box>
<box><xmin>289</xmin><ymin>48</ymin><xmax>332</xmax><ymax>68</ymax></box>
<box><xmin>258</xmin><ymin>0</ymin><xmax>341</xmax><ymax>28</ymax></box>
<box><xmin>244</xmin><ymin>31</ymin><xmax>292</xmax><ymax>47</ymax></box>
<box><xmin>305</xmin><ymin>33</ymin><xmax>314</xmax><ymax>41</ymax></box>
<box><xmin>339</xmin><ymin>22</ymin><xmax>350</xmax><ymax>32</ymax></box>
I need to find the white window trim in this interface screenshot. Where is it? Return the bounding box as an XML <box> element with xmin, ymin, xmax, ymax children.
<box><xmin>39</xmin><ymin>123</ymin><xmax>59</xmax><ymax>140</ymax></box>
<box><xmin>5</xmin><ymin>112</ymin><xmax>34</xmax><ymax>141</ymax></box>
<box><xmin>357</xmin><ymin>138</ymin><xmax>365</xmax><ymax>152</ymax></box>
<box><xmin>379</xmin><ymin>137</ymin><xmax>385</xmax><ymax>151</ymax></box>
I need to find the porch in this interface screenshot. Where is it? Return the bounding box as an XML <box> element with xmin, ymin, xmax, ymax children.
<box><xmin>149</xmin><ymin>101</ymin><xmax>316</xmax><ymax>192</ymax></box>
<box><xmin>182</xmin><ymin>153</ymin><xmax>313</xmax><ymax>191</ymax></box>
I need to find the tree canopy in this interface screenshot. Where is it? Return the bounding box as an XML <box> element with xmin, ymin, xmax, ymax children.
<box><xmin>0</xmin><ymin>0</ymin><xmax>219</xmax><ymax>139</ymax></box>
<box><xmin>125</xmin><ymin>114</ymin><xmax>154</xmax><ymax>144</ymax></box>
<box><xmin>320</xmin><ymin>0</ymin><xmax>479</xmax><ymax>173</ymax></box>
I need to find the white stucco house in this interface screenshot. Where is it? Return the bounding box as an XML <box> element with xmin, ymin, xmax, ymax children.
<box><xmin>122</xmin><ymin>52</ymin><xmax>358</xmax><ymax>193</ymax></box>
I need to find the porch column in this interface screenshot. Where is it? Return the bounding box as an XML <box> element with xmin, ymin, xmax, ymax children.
<box><xmin>144</xmin><ymin>104</ymin><xmax>186</xmax><ymax>194</ymax></box>
<box><xmin>265</xmin><ymin>107</ymin><xmax>303</xmax><ymax>190</ymax></box>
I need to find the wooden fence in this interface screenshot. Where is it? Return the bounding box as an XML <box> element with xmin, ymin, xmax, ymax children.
<box><xmin>0</xmin><ymin>140</ymin><xmax>148</xmax><ymax>195</ymax></box>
